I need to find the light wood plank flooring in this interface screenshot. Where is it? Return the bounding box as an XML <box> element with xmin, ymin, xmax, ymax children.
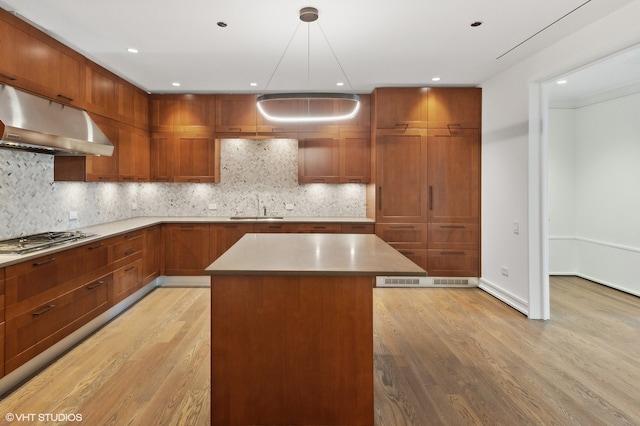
<box><xmin>1</xmin><ymin>277</ymin><xmax>639</xmax><ymax>425</ymax></box>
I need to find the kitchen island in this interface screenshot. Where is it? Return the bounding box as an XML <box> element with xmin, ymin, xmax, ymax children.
<box><xmin>206</xmin><ymin>233</ymin><xmax>426</xmax><ymax>426</ymax></box>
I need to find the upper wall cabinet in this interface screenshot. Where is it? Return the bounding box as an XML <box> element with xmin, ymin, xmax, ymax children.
<box><xmin>84</xmin><ymin>62</ymin><xmax>119</xmax><ymax>119</ymax></box>
<box><xmin>215</xmin><ymin>94</ymin><xmax>258</xmax><ymax>136</ymax></box>
<box><xmin>0</xmin><ymin>9</ymin><xmax>84</xmax><ymax>107</ymax></box>
<box><xmin>426</xmin><ymin>87</ymin><xmax>481</xmax><ymax>130</ymax></box>
<box><xmin>150</xmin><ymin>94</ymin><xmax>216</xmax><ymax>133</ymax></box>
<box><xmin>373</xmin><ymin>88</ymin><xmax>429</xmax><ymax>131</ymax></box>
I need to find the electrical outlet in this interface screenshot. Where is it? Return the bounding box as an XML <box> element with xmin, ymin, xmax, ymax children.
<box><xmin>285</xmin><ymin>203</ymin><xmax>294</xmax><ymax>211</ymax></box>
<box><xmin>132</xmin><ymin>203</ymin><xmax>138</xmax><ymax>210</ymax></box>
<box><xmin>69</xmin><ymin>211</ymin><xmax>78</xmax><ymax>221</ymax></box>
<box><xmin>208</xmin><ymin>203</ymin><xmax>217</xmax><ymax>210</ymax></box>
<box><xmin>513</xmin><ymin>221</ymin><xmax>520</xmax><ymax>235</ymax></box>
<box><xmin>501</xmin><ymin>266</ymin><xmax>509</xmax><ymax>277</ymax></box>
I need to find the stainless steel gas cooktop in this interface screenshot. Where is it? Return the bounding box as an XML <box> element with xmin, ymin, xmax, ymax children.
<box><xmin>0</xmin><ymin>231</ymin><xmax>95</xmax><ymax>255</ymax></box>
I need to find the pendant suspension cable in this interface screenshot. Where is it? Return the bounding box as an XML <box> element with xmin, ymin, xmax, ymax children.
<box><xmin>262</xmin><ymin>21</ymin><xmax>302</xmax><ymax>92</ymax></box>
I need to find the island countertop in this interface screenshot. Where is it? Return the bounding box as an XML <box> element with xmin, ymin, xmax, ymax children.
<box><xmin>205</xmin><ymin>233</ymin><xmax>426</xmax><ymax>276</ymax></box>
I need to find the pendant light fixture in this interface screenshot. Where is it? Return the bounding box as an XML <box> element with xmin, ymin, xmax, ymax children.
<box><xmin>256</xmin><ymin>7</ymin><xmax>360</xmax><ymax>123</ymax></box>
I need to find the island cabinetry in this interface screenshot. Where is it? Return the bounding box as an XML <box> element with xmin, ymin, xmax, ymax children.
<box><xmin>164</xmin><ymin>224</ymin><xmax>211</xmax><ymax>275</ymax></box>
<box><xmin>142</xmin><ymin>225</ymin><xmax>162</xmax><ymax>285</ymax></box>
<box><xmin>3</xmin><ymin>240</ymin><xmax>114</xmax><ymax>373</ymax></box>
<box><xmin>0</xmin><ymin>9</ymin><xmax>85</xmax><ymax>108</ymax></box>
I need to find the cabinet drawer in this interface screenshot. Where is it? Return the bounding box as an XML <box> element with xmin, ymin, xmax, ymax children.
<box><xmin>393</xmin><ymin>247</ymin><xmax>428</xmax><ymax>271</ymax></box>
<box><xmin>5</xmin><ymin>273</ymin><xmax>112</xmax><ymax>373</ymax></box>
<box><xmin>112</xmin><ymin>232</ymin><xmax>143</xmax><ymax>263</ymax></box>
<box><xmin>426</xmin><ymin>249</ymin><xmax>479</xmax><ymax>277</ymax></box>
<box><xmin>341</xmin><ymin>224</ymin><xmax>375</xmax><ymax>234</ymax></box>
<box><xmin>253</xmin><ymin>223</ymin><xmax>298</xmax><ymax>233</ymax></box>
<box><xmin>112</xmin><ymin>259</ymin><xmax>142</xmax><ymax>304</ymax></box>
<box><xmin>428</xmin><ymin>223</ymin><xmax>479</xmax><ymax>249</ymax></box>
<box><xmin>376</xmin><ymin>223</ymin><xmax>427</xmax><ymax>248</ymax></box>
<box><xmin>295</xmin><ymin>223</ymin><xmax>342</xmax><ymax>233</ymax></box>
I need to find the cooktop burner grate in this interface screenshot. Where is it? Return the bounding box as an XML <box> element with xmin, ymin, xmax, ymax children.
<box><xmin>0</xmin><ymin>231</ymin><xmax>95</xmax><ymax>254</ymax></box>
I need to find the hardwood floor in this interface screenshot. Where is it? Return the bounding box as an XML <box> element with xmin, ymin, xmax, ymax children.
<box><xmin>1</xmin><ymin>277</ymin><xmax>639</xmax><ymax>425</ymax></box>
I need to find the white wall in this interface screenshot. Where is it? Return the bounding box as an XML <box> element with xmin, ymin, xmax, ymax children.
<box><xmin>480</xmin><ymin>0</ymin><xmax>640</xmax><ymax>318</ymax></box>
<box><xmin>549</xmin><ymin>92</ymin><xmax>640</xmax><ymax>296</ymax></box>
<box><xmin>0</xmin><ymin>139</ymin><xmax>366</xmax><ymax>239</ymax></box>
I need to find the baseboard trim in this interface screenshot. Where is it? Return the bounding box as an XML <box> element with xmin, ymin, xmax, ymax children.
<box><xmin>478</xmin><ymin>278</ymin><xmax>529</xmax><ymax>316</ymax></box>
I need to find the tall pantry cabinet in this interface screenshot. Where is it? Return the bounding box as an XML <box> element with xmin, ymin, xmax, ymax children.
<box><xmin>372</xmin><ymin>87</ymin><xmax>481</xmax><ymax>277</ymax></box>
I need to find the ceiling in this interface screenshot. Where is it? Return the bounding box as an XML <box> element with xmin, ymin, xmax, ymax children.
<box><xmin>0</xmin><ymin>0</ymin><xmax>638</xmax><ymax>100</ymax></box>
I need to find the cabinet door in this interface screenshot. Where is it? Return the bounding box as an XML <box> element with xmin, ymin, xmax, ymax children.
<box><xmin>376</xmin><ymin>133</ymin><xmax>428</xmax><ymax>222</ymax></box>
<box><xmin>150</xmin><ymin>133</ymin><xmax>174</xmax><ymax>182</ymax></box>
<box><xmin>298</xmin><ymin>138</ymin><xmax>340</xmax><ymax>183</ymax></box>
<box><xmin>373</xmin><ymin>87</ymin><xmax>428</xmax><ymax>130</ymax></box>
<box><xmin>339</xmin><ymin>94</ymin><xmax>370</xmax><ymax>134</ymax></box>
<box><xmin>112</xmin><ymin>260</ymin><xmax>142</xmax><ymax>304</ymax></box>
<box><xmin>296</xmin><ymin>98</ymin><xmax>340</xmax><ymax>138</ymax></box>
<box><xmin>143</xmin><ymin>225</ymin><xmax>161</xmax><ymax>285</ymax></box>
<box><xmin>175</xmin><ymin>94</ymin><xmax>216</xmax><ymax>132</ymax></box>
<box><xmin>164</xmin><ymin>224</ymin><xmax>210</xmax><ymax>275</ymax></box>
<box><xmin>172</xmin><ymin>133</ymin><xmax>220</xmax><ymax>183</ymax></box>
<box><xmin>119</xmin><ymin>125</ymin><xmax>150</xmax><ymax>182</ymax></box>
<box><xmin>215</xmin><ymin>94</ymin><xmax>257</xmax><ymax>135</ymax></box>
<box><xmin>427</xmin><ymin>87</ymin><xmax>481</xmax><ymax>129</ymax></box>
<box><xmin>85</xmin><ymin>63</ymin><xmax>118</xmax><ymax>119</ymax></box>
<box><xmin>427</xmin><ymin>130</ymin><xmax>480</xmax><ymax>223</ymax></box>
<box><xmin>209</xmin><ymin>224</ymin><xmax>254</xmax><ymax>262</ymax></box>
<box><xmin>340</xmin><ymin>133</ymin><xmax>371</xmax><ymax>183</ymax></box>
<box><xmin>85</xmin><ymin>114</ymin><xmax>119</xmax><ymax>182</ymax></box>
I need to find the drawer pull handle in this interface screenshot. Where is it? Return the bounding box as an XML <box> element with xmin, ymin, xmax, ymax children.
<box><xmin>439</xmin><ymin>225</ymin><xmax>466</xmax><ymax>229</ymax></box>
<box><xmin>124</xmin><ymin>233</ymin><xmax>138</xmax><ymax>239</ymax></box>
<box><xmin>86</xmin><ymin>280</ymin><xmax>105</xmax><ymax>290</ymax></box>
<box><xmin>441</xmin><ymin>251</ymin><xmax>466</xmax><ymax>255</ymax></box>
<box><xmin>400</xmin><ymin>251</ymin><xmax>415</xmax><ymax>255</ymax></box>
<box><xmin>429</xmin><ymin>186</ymin><xmax>434</xmax><ymax>210</ymax></box>
<box><xmin>88</xmin><ymin>243</ymin><xmax>104</xmax><ymax>250</ymax></box>
<box><xmin>390</xmin><ymin>225</ymin><xmax>415</xmax><ymax>229</ymax></box>
<box><xmin>57</xmin><ymin>93</ymin><xmax>74</xmax><ymax>102</ymax></box>
<box><xmin>125</xmin><ymin>266</ymin><xmax>136</xmax><ymax>272</ymax></box>
<box><xmin>313</xmin><ymin>226</ymin><xmax>326</xmax><ymax>229</ymax></box>
<box><xmin>378</xmin><ymin>186</ymin><xmax>382</xmax><ymax>211</ymax></box>
<box><xmin>124</xmin><ymin>249</ymin><xmax>136</xmax><ymax>256</ymax></box>
<box><xmin>180</xmin><ymin>225</ymin><xmax>194</xmax><ymax>229</ymax></box>
<box><xmin>33</xmin><ymin>258</ymin><xmax>56</xmax><ymax>267</ymax></box>
<box><xmin>32</xmin><ymin>304</ymin><xmax>56</xmax><ymax>317</ymax></box>
<box><xmin>0</xmin><ymin>71</ymin><xmax>17</xmax><ymax>80</ymax></box>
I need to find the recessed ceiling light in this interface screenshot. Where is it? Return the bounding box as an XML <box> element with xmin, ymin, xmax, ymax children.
<box><xmin>172</xmin><ymin>82</ymin><xmax>181</xmax><ymax>87</ymax></box>
<box><xmin>336</xmin><ymin>82</ymin><xmax>344</xmax><ymax>86</ymax></box>
<box><xmin>127</xmin><ymin>48</ymin><xmax>138</xmax><ymax>54</ymax></box>
<box><xmin>217</xmin><ymin>21</ymin><xmax>228</xmax><ymax>28</ymax></box>
<box><xmin>431</xmin><ymin>77</ymin><xmax>441</xmax><ymax>82</ymax></box>
<box><xmin>556</xmin><ymin>80</ymin><xmax>568</xmax><ymax>85</ymax></box>
<box><xmin>250</xmin><ymin>82</ymin><xmax>258</xmax><ymax>87</ymax></box>
<box><xmin>470</xmin><ymin>21</ymin><xmax>483</xmax><ymax>27</ymax></box>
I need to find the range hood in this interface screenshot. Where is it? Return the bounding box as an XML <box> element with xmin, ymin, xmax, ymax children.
<box><xmin>0</xmin><ymin>85</ymin><xmax>113</xmax><ymax>156</ymax></box>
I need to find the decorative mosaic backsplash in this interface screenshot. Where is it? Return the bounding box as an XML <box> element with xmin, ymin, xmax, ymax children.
<box><xmin>0</xmin><ymin>139</ymin><xmax>366</xmax><ymax>239</ymax></box>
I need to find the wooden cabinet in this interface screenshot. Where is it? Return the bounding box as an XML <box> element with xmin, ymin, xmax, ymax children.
<box><xmin>375</xmin><ymin>133</ymin><xmax>429</xmax><ymax>222</ymax></box>
<box><xmin>372</xmin><ymin>87</ymin><xmax>481</xmax><ymax>277</ymax></box>
<box><xmin>149</xmin><ymin>95</ymin><xmax>220</xmax><ymax>183</ymax></box>
<box><xmin>341</xmin><ymin>223</ymin><xmax>375</xmax><ymax>234</ymax></box>
<box><xmin>143</xmin><ymin>225</ymin><xmax>161</xmax><ymax>285</ymax></box>
<box><xmin>427</xmin><ymin>87</ymin><xmax>481</xmax><ymax>129</ymax></box>
<box><xmin>118</xmin><ymin>124</ymin><xmax>150</xmax><ymax>182</ymax></box>
<box><xmin>164</xmin><ymin>224</ymin><xmax>210</xmax><ymax>275</ymax></box>
<box><xmin>0</xmin><ymin>9</ymin><xmax>84</xmax><ymax>107</ymax></box>
<box><xmin>209</xmin><ymin>223</ymin><xmax>254</xmax><ymax>262</ymax></box>
<box><xmin>150</xmin><ymin>94</ymin><xmax>216</xmax><ymax>133</ymax></box>
<box><xmin>85</xmin><ymin>62</ymin><xmax>119</xmax><ymax>119</ymax></box>
<box><xmin>253</xmin><ymin>223</ymin><xmax>299</xmax><ymax>233</ymax></box>
<box><xmin>3</xmin><ymin>240</ymin><xmax>114</xmax><ymax>373</ymax></box>
<box><xmin>215</xmin><ymin>94</ymin><xmax>258</xmax><ymax>136</ymax></box>
<box><xmin>295</xmin><ymin>223</ymin><xmax>342</xmax><ymax>233</ymax></box>
<box><xmin>298</xmin><ymin>134</ymin><xmax>371</xmax><ymax>183</ymax></box>
<box><xmin>373</xmin><ymin>87</ymin><xmax>428</xmax><ymax>130</ymax></box>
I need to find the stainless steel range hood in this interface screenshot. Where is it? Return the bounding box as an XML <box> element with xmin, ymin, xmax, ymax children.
<box><xmin>0</xmin><ymin>85</ymin><xmax>113</xmax><ymax>156</ymax></box>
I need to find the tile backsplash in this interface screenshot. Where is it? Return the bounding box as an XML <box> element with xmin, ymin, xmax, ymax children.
<box><xmin>0</xmin><ymin>139</ymin><xmax>366</xmax><ymax>239</ymax></box>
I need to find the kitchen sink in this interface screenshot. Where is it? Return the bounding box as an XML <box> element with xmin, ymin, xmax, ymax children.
<box><xmin>229</xmin><ymin>216</ymin><xmax>284</xmax><ymax>220</ymax></box>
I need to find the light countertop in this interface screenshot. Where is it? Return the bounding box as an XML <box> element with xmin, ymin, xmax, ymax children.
<box><xmin>206</xmin><ymin>233</ymin><xmax>427</xmax><ymax>277</ymax></box>
<box><xmin>0</xmin><ymin>216</ymin><xmax>374</xmax><ymax>268</ymax></box>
